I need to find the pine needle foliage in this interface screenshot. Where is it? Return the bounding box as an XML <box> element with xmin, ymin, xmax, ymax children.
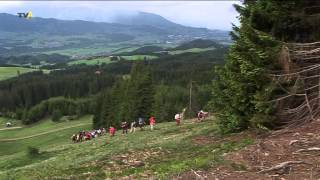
<box><xmin>209</xmin><ymin>2</ymin><xmax>282</xmax><ymax>133</ymax></box>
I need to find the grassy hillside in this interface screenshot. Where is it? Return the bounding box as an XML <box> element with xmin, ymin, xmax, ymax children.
<box><xmin>68</xmin><ymin>57</ymin><xmax>112</xmax><ymax>66</ymax></box>
<box><xmin>68</xmin><ymin>55</ymin><xmax>158</xmax><ymax>66</ymax></box>
<box><xmin>0</xmin><ymin>67</ymin><xmax>36</xmax><ymax>81</ymax></box>
<box><xmin>0</xmin><ymin>116</ymin><xmax>92</xmax><ymax>156</ymax></box>
<box><xmin>122</xmin><ymin>55</ymin><xmax>158</xmax><ymax>61</ymax></box>
<box><xmin>172</xmin><ymin>39</ymin><xmax>220</xmax><ymax>50</ymax></box>
<box><xmin>66</xmin><ymin>46</ymin><xmax>217</xmax><ymax>67</ymax></box>
<box><xmin>0</xmin><ymin>117</ymin><xmax>21</xmax><ymax>128</ymax></box>
<box><xmin>0</xmin><ymin>117</ymin><xmax>253</xmax><ymax>179</ymax></box>
<box><xmin>169</xmin><ymin>47</ymin><xmax>216</xmax><ymax>55</ymax></box>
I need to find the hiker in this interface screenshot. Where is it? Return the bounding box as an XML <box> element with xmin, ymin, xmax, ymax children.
<box><xmin>102</xmin><ymin>128</ymin><xmax>106</xmax><ymax>135</ymax></box>
<box><xmin>85</xmin><ymin>132</ymin><xmax>91</xmax><ymax>141</ymax></box>
<box><xmin>121</xmin><ymin>121</ymin><xmax>128</xmax><ymax>134</ymax></box>
<box><xmin>138</xmin><ymin>117</ymin><xmax>145</xmax><ymax>130</ymax></box>
<box><xmin>90</xmin><ymin>130</ymin><xmax>96</xmax><ymax>139</ymax></box>
<box><xmin>97</xmin><ymin>129</ymin><xmax>102</xmax><ymax>136</ymax></box>
<box><xmin>6</xmin><ymin>122</ymin><xmax>12</xmax><ymax>127</ymax></box>
<box><xmin>198</xmin><ymin>110</ymin><xmax>208</xmax><ymax>121</ymax></box>
<box><xmin>175</xmin><ymin>113</ymin><xmax>181</xmax><ymax>126</ymax></box>
<box><xmin>76</xmin><ymin>134</ymin><xmax>80</xmax><ymax>142</ymax></box>
<box><xmin>71</xmin><ymin>134</ymin><xmax>77</xmax><ymax>143</ymax></box>
<box><xmin>78</xmin><ymin>131</ymin><xmax>84</xmax><ymax>142</ymax></box>
<box><xmin>149</xmin><ymin>116</ymin><xmax>155</xmax><ymax>130</ymax></box>
<box><xmin>94</xmin><ymin>130</ymin><xmax>98</xmax><ymax>138</ymax></box>
<box><xmin>197</xmin><ymin>110</ymin><xmax>204</xmax><ymax>121</ymax></box>
<box><xmin>130</xmin><ymin>121</ymin><xmax>137</xmax><ymax>133</ymax></box>
<box><xmin>109</xmin><ymin>126</ymin><xmax>116</xmax><ymax>137</ymax></box>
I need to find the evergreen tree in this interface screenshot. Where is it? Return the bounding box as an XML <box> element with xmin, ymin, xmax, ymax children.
<box><xmin>209</xmin><ymin>2</ymin><xmax>281</xmax><ymax>133</ymax></box>
<box><xmin>130</xmin><ymin>63</ymin><xmax>154</xmax><ymax>119</ymax></box>
<box><xmin>93</xmin><ymin>62</ymin><xmax>155</xmax><ymax>128</ymax></box>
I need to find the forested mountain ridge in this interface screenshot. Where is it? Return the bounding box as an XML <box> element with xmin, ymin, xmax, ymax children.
<box><xmin>0</xmin><ymin>46</ymin><xmax>227</xmax><ymax>125</ymax></box>
<box><xmin>0</xmin><ymin>12</ymin><xmax>223</xmax><ymax>36</ymax></box>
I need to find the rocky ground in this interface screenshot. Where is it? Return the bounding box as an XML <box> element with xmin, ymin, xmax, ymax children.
<box><xmin>178</xmin><ymin>120</ymin><xmax>320</xmax><ymax>180</ymax></box>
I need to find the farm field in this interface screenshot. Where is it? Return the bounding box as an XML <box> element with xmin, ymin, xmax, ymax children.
<box><xmin>45</xmin><ymin>47</ymin><xmax>116</xmax><ymax>57</ymax></box>
<box><xmin>68</xmin><ymin>55</ymin><xmax>158</xmax><ymax>66</ymax></box>
<box><xmin>0</xmin><ymin>117</ymin><xmax>253</xmax><ymax>179</ymax></box>
<box><xmin>121</xmin><ymin>55</ymin><xmax>158</xmax><ymax>61</ymax></box>
<box><xmin>0</xmin><ymin>67</ymin><xmax>36</xmax><ymax>81</ymax></box>
<box><xmin>169</xmin><ymin>47</ymin><xmax>216</xmax><ymax>55</ymax></box>
<box><xmin>67</xmin><ymin>57</ymin><xmax>112</xmax><ymax>66</ymax></box>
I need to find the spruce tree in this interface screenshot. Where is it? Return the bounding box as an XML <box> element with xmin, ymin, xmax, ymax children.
<box><xmin>209</xmin><ymin>2</ymin><xmax>281</xmax><ymax>133</ymax></box>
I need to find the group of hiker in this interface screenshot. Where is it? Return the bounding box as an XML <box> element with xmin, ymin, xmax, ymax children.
<box><xmin>71</xmin><ymin>110</ymin><xmax>208</xmax><ymax>142</ymax></box>
<box><xmin>109</xmin><ymin>116</ymin><xmax>155</xmax><ymax>136</ymax></box>
<box><xmin>71</xmin><ymin>116</ymin><xmax>156</xmax><ymax>142</ymax></box>
<box><xmin>71</xmin><ymin>128</ymin><xmax>106</xmax><ymax>142</ymax></box>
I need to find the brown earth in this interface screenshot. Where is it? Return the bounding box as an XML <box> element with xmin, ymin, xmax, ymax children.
<box><xmin>177</xmin><ymin>120</ymin><xmax>320</xmax><ymax>180</ymax></box>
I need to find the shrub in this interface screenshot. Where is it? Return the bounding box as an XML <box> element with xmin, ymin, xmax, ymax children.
<box><xmin>27</xmin><ymin>146</ymin><xmax>40</xmax><ymax>157</ymax></box>
<box><xmin>52</xmin><ymin>109</ymin><xmax>62</xmax><ymax>122</ymax></box>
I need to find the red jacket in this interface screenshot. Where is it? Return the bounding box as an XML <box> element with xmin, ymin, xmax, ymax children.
<box><xmin>149</xmin><ymin>117</ymin><xmax>155</xmax><ymax>125</ymax></box>
<box><xmin>109</xmin><ymin>127</ymin><xmax>115</xmax><ymax>134</ymax></box>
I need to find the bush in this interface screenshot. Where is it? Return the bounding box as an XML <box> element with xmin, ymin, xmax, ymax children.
<box><xmin>52</xmin><ymin>109</ymin><xmax>62</xmax><ymax>122</ymax></box>
<box><xmin>27</xmin><ymin>146</ymin><xmax>40</xmax><ymax>157</ymax></box>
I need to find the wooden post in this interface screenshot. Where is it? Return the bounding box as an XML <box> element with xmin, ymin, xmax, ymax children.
<box><xmin>189</xmin><ymin>81</ymin><xmax>192</xmax><ymax>117</ymax></box>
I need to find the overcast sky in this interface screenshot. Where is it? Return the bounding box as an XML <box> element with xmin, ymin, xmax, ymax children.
<box><xmin>0</xmin><ymin>1</ymin><xmax>240</xmax><ymax>30</ymax></box>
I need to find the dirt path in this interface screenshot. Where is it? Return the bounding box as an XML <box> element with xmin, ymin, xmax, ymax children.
<box><xmin>0</xmin><ymin>123</ymin><xmax>91</xmax><ymax>142</ymax></box>
<box><xmin>0</xmin><ymin>126</ymin><xmax>22</xmax><ymax>131</ymax></box>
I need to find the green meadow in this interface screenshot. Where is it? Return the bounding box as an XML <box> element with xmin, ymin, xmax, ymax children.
<box><xmin>169</xmin><ymin>47</ymin><xmax>216</xmax><ymax>55</ymax></box>
<box><xmin>68</xmin><ymin>57</ymin><xmax>112</xmax><ymax>66</ymax></box>
<box><xmin>0</xmin><ymin>67</ymin><xmax>36</xmax><ymax>81</ymax></box>
<box><xmin>121</xmin><ymin>55</ymin><xmax>158</xmax><ymax>61</ymax></box>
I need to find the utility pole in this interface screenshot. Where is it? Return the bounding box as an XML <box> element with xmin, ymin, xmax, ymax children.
<box><xmin>189</xmin><ymin>81</ymin><xmax>193</xmax><ymax>117</ymax></box>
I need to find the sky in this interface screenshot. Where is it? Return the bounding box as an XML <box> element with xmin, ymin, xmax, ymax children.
<box><xmin>0</xmin><ymin>1</ymin><xmax>240</xmax><ymax>30</ymax></box>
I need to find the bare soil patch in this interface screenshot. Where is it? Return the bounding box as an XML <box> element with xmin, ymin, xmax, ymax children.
<box><xmin>179</xmin><ymin>120</ymin><xmax>320</xmax><ymax>179</ymax></box>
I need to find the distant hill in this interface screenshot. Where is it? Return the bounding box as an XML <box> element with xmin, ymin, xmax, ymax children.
<box><xmin>172</xmin><ymin>39</ymin><xmax>223</xmax><ymax>50</ymax></box>
<box><xmin>130</xmin><ymin>46</ymin><xmax>164</xmax><ymax>54</ymax></box>
<box><xmin>0</xmin><ymin>13</ymin><xmax>140</xmax><ymax>35</ymax></box>
<box><xmin>114</xmin><ymin>12</ymin><xmax>230</xmax><ymax>39</ymax></box>
<box><xmin>0</xmin><ymin>12</ymin><xmax>229</xmax><ymax>37</ymax></box>
<box><xmin>114</xmin><ymin>12</ymin><xmax>183</xmax><ymax>30</ymax></box>
<box><xmin>0</xmin><ymin>12</ymin><xmax>230</xmax><ymax>56</ymax></box>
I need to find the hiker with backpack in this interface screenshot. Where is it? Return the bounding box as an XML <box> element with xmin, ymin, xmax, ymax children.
<box><xmin>109</xmin><ymin>126</ymin><xmax>116</xmax><ymax>137</ymax></box>
<box><xmin>121</xmin><ymin>121</ymin><xmax>129</xmax><ymax>134</ymax></box>
<box><xmin>149</xmin><ymin>116</ymin><xmax>155</xmax><ymax>130</ymax></box>
<box><xmin>130</xmin><ymin>121</ymin><xmax>137</xmax><ymax>133</ymax></box>
<box><xmin>175</xmin><ymin>113</ymin><xmax>181</xmax><ymax>126</ymax></box>
<box><xmin>197</xmin><ymin>110</ymin><xmax>204</xmax><ymax>121</ymax></box>
<box><xmin>138</xmin><ymin>117</ymin><xmax>145</xmax><ymax>130</ymax></box>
